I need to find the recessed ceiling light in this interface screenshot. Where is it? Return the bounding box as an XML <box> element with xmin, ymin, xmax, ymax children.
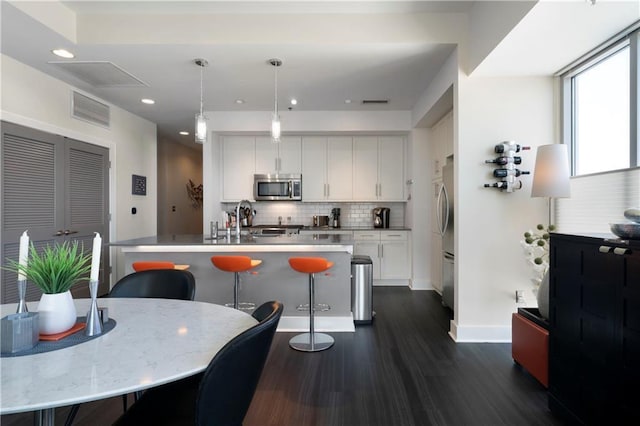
<box><xmin>179</xmin><ymin>131</ymin><xmax>189</xmax><ymax>136</ymax></box>
<box><xmin>344</xmin><ymin>99</ymin><xmax>352</xmax><ymax>104</ymax></box>
<box><xmin>290</xmin><ymin>99</ymin><xmax>298</xmax><ymax>105</ymax></box>
<box><xmin>141</xmin><ymin>98</ymin><xmax>155</xmax><ymax>105</ymax></box>
<box><xmin>235</xmin><ymin>99</ymin><xmax>245</xmax><ymax>104</ymax></box>
<box><xmin>51</xmin><ymin>49</ymin><xmax>74</xmax><ymax>59</ymax></box>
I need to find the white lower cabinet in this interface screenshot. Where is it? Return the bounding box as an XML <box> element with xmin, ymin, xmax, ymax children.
<box><xmin>353</xmin><ymin>230</ymin><xmax>410</xmax><ymax>284</ymax></box>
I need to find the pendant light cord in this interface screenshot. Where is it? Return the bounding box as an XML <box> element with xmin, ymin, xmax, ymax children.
<box><xmin>274</xmin><ymin>63</ymin><xmax>278</xmax><ymax>116</ymax></box>
<box><xmin>200</xmin><ymin>62</ymin><xmax>204</xmax><ymax>115</ymax></box>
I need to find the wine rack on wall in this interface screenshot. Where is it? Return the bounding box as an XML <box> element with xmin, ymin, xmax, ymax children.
<box><xmin>484</xmin><ymin>141</ymin><xmax>531</xmax><ymax>193</ymax></box>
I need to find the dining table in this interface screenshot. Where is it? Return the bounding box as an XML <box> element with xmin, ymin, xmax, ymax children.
<box><xmin>0</xmin><ymin>297</ymin><xmax>258</xmax><ymax>426</ymax></box>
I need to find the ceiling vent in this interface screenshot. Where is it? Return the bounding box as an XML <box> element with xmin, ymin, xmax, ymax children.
<box><xmin>49</xmin><ymin>61</ymin><xmax>148</xmax><ymax>87</ymax></box>
<box><xmin>361</xmin><ymin>99</ymin><xmax>389</xmax><ymax>105</ymax></box>
<box><xmin>72</xmin><ymin>91</ymin><xmax>110</xmax><ymax>128</ymax></box>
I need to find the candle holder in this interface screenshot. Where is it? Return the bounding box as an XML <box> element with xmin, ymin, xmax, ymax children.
<box><xmin>16</xmin><ymin>279</ymin><xmax>28</xmax><ymax>314</ymax></box>
<box><xmin>85</xmin><ymin>279</ymin><xmax>103</xmax><ymax>336</ymax></box>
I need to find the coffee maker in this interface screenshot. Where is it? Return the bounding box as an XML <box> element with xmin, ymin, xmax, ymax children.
<box><xmin>373</xmin><ymin>207</ymin><xmax>390</xmax><ymax>228</ymax></box>
<box><xmin>331</xmin><ymin>208</ymin><xmax>341</xmax><ymax>228</ymax></box>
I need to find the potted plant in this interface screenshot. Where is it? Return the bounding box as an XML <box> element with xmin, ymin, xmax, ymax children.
<box><xmin>6</xmin><ymin>241</ymin><xmax>92</xmax><ymax>334</ymax></box>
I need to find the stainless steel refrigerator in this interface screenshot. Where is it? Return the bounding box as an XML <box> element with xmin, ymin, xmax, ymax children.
<box><xmin>436</xmin><ymin>156</ymin><xmax>454</xmax><ymax>311</ymax></box>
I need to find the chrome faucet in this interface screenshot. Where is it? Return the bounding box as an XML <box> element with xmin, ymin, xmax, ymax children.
<box><xmin>235</xmin><ymin>199</ymin><xmax>253</xmax><ymax>237</ymax></box>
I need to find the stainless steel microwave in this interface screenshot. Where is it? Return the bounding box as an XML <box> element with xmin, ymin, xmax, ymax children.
<box><xmin>254</xmin><ymin>174</ymin><xmax>302</xmax><ymax>201</ymax></box>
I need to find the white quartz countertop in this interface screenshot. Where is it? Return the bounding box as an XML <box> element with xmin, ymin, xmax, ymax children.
<box><xmin>110</xmin><ymin>233</ymin><xmax>354</xmax><ymax>247</ymax></box>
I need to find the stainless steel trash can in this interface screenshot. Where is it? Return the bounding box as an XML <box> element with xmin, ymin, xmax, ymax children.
<box><xmin>351</xmin><ymin>255</ymin><xmax>374</xmax><ymax>324</ymax></box>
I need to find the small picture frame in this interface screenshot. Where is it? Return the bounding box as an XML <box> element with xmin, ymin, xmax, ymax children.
<box><xmin>132</xmin><ymin>174</ymin><xmax>147</xmax><ymax>196</ymax></box>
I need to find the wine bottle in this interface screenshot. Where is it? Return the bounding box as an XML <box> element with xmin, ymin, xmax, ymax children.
<box><xmin>494</xmin><ymin>142</ymin><xmax>531</xmax><ymax>154</ymax></box>
<box><xmin>484</xmin><ymin>180</ymin><xmax>523</xmax><ymax>190</ymax></box>
<box><xmin>485</xmin><ymin>156</ymin><xmax>522</xmax><ymax>165</ymax></box>
<box><xmin>493</xmin><ymin>168</ymin><xmax>530</xmax><ymax>178</ymax></box>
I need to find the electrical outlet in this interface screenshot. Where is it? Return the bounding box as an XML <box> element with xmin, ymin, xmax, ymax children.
<box><xmin>515</xmin><ymin>290</ymin><xmax>525</xmax><ymax>304</ymax></box>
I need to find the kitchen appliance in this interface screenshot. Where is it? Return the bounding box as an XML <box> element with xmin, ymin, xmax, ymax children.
<box><xmin>313</xmin><ymin>215</ymin><xmax>329</xmax><ymax>227</ymax></box>
<box><xmin>372</xmin><ymin>207</ymin><xmax>390</xmax><ymax>228</ymax></box>
<box><xmin>254</xmin><ymin>174</ymin><xmax>302</xmax><ymax>201</ymax></box>
<box><xmin>331</xmin><ymin>208</ymin><xmax>341</xmax><ymax>228</ymax></box>
<box><xmin>437</xmin><ymin>156</ymin><xmax>454</xmax><ymax>311</ymax></box>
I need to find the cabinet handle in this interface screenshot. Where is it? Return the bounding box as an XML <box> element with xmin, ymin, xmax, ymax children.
<box><xmin>613</xmin><ymin>247</ymin><xmax>631</xmax><ymax>255</ymax></box>
<box><xmin>275</xmin><ymin>158</ymin><xmax>278</xmax><ymax>171</ymax></box>
<box><xmin>599</xmin><ymin>246</ymin><xmax>612</xmax><ymax>253</ymax></box>
<box><xmin>54</xmin><ymin>230</ymin><xmax>64</xmax><ymax>236</ymax></box>
<box><xmin>379</xmin><ymin>183</ymin><xmax>382</xmax><ymax>198</ymax></box>
<box><xmin>381</xmin><ymin>244</ymin><xmax>384</xmax><ymax>258</ymax></box>
<box><xmin>327</xmin><ymin>184</ymin><xmax>330</xmax><ymax>197</ymax></box>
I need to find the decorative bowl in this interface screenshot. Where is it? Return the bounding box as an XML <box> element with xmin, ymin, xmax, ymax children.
<box><xmin>624</xmin><ymin>208</ymin><xmax>640</xmax><ymax>224</ymax></box>
<box><xmin>610</xmin><ymin>223</ymin><xmax>640</xmax><ymax>239</ymax></box>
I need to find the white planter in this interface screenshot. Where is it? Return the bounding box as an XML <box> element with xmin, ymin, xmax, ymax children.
<box><xmin>37</xmin><ymin>291</ymin><xmax>77</xmax><ymax>335</ymax></box>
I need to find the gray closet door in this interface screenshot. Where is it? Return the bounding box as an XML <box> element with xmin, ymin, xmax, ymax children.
<box><xmin>1</xmin><ymin>121</ymin><xmax>110</xmax><ymax>303</ymax></box>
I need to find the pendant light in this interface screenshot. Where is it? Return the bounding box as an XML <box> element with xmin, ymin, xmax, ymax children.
<box><xmin>269</xmin><ymin>58</ymin><xmax>282</xmax><ymax>143</ymax></box>
<box><xmin>194</xmin><ymin>58</ymin><xmax>208</xmax><ymax>144</ymax></box>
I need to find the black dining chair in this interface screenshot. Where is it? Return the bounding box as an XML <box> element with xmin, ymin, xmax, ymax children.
<box><xmin>108</xmin><ymin>268</ymin><xmax>196</xmax><ymax>300</ymax></box>
<box><xmin>64</xmin><ymin>269</ymin><xmax>197</xmax><ymax>426</ymax></box>
<box><xmin>112</xmin><ymin>300</ymin><xmax>283</xmax><ymax>426</ymax></box>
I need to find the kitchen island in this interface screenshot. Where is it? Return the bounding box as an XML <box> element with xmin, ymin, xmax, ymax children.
<box><xmin>110</xmin><ymin>233</ymin><xmax>355</xmax><ymax>331</ymax></box>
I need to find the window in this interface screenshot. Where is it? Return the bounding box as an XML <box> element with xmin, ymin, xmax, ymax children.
<box><xmin>562</xmin><ymin>26</ymin><xmax>639</xmax><ymax>176</ymax></box>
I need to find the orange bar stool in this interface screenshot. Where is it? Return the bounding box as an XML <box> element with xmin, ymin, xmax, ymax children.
<box><xmin>132</xmin><ymin>261</ymin><xmax>190</xmax><ymax>272</ymax></box>
<box><xmin>211</xmin><ymin>256</ymin><xmax>261</xmax><ymax>311</ymax></box>
<box><xmin>288</xmin><ymin>257</ymin><xmax>334</xmax><ymax>352</ymax></box>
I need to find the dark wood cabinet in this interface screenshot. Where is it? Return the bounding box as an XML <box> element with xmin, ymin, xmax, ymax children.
<box><xmin>548</xmin><ymin>233</ymin><xmax>640</xmax><ymax>425</ymax></box>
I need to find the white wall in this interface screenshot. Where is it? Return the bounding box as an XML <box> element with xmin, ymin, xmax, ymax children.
<box><xmin>0</xmin><ymin>54</ymin><xmax>157</xmax><ymax>284</ymax></box>
<box><xmin>453</xmin><ymin>74</ymin><xmax>552</xmax><ymax>342</ymax></box>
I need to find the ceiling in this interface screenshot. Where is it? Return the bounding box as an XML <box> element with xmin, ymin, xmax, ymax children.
<box><xmin>1</xmin><ymin>1</ymin><xmax>639</xmax><ymax>147</ymax></box>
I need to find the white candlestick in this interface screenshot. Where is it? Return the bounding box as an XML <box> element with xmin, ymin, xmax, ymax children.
<box><xmin>90</xmin><ymin>232</ymin><xmax>102</xmax><ymax>281</ymax></box>
<box><xmin>18</xmin><ymin>230</ymin><xmax>29</xmax><ymax>281</ymax></box>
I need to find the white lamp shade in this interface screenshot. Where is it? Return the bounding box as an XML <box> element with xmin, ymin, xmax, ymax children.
<box><xmin>195</xmin><ymin>113</ymin><xmax>207</xmax><ymax>144</ymax></box>
<box><xmin>531</xmin><ymin>144</ymin><xmax>570</xmax><ymax>198</ymax></box>
<box><xmin>271</xmin><ymin>114</ymin><xmax>281</xmax><ymax>142</ymax></box>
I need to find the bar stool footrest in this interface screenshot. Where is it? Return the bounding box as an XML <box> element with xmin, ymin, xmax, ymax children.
<box><xmin>295</xmin><ymin>303</ymin><xmax>331</xmax><ymax>312</ymax></box>
<box><xmin>289</xmin><ymin>332</ymin><xmax>334</xmax><ymax>352</ymax></box>
<box><xmin>224</xmin><ymin>302</ymin><xmax>256</xmax><ymax>312</ymax></box>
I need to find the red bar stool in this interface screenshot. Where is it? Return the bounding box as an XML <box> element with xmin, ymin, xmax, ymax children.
<box><xmin>132</xmin><ymin>261</ymin><xmax>190</xmax><ymax>272</ymax></box>
<box><xmin>288</xmin><ymin>257</ymin><xmax>334</xmax><ymax>352</ymax></box>
<box><xmin>211</xmin><ymin>256</ymin><xmax>261</xmax><ymax>311</ymax></box>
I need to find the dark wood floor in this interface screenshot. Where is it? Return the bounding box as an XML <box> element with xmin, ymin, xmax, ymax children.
<box><xmin>2</xmin><ymin>288</ymin><xmax>562</xmax><ymax>426</ymax></box>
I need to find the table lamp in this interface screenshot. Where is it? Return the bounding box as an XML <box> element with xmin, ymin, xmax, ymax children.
<box><xmin>531</xmin><ymin>144</ymin><xmax>571</xmax><ymax>226</ymax></box>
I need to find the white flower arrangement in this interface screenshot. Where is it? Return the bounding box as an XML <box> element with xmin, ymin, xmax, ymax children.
<box><xmin>520</xmin><ymin>224</ymin><xmax>555</xmax><ymax>288</ymax></box>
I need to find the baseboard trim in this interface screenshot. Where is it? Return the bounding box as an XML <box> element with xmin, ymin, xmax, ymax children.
<box><xmin>449</xmin><ymin>320</ymin><xmax>511</xmax><ymax>343</ymax></box>
<box><xmin>277</xmin><ymin>315</ymin><xmax>355</xmax><ymax>332</ymax></box>
<box><xmin>410</xmin><ymin>278</ymin><xmax>432</xmax><ymax>290</ymax></box>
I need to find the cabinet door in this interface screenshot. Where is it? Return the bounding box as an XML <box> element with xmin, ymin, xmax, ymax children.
<box><xmin>378</xmin><ymin>136</ymin><xmax>405</xmax><ymax>201</ymax></box>
<box><xmin>327</xmin><ymin>136</ymin><xmax>353</xmax><ymax>200</ymax></box>
<box><xmin>279</xmin><ymin>136</ymin><xmax>302</xmax><ymax>174</ymax></box>
<box><xmin>381</xmin><ymin>240</ymin><xmax>409</xmax><ymax>279</ymax></box>
<box><xmin>354</xmin><ymin>241</ymin><xmax>381</xmax><ymax>279</ymax></box>
<box><xmin>301</xmin><ymin>136</ymin><xmax>327</xmax><ymax>201</ymax></box>
<box><xmin>353</xmin><ymin>136</ymin><xmax>378</xmax><ymax>201</ymax></box>
<box><xmin>222</xmin><ymin>136</ymin><xmax>255</xmax><ymax>201</ymax></box>
<box><xmin>254</xmin><ymin>136</ymin><xmax>278</xmax><ymax>174</ymax></box>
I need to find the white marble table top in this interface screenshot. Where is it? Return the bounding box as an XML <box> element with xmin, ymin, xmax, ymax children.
<box><xmin>0</xmin><ymin>298</ymin><xmax>258</xmax><ymax>414</ymax></box>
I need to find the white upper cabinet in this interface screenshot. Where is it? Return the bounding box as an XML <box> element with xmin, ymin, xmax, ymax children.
<box><xmin>430</xmin><ymin>110</ymin><xmax>453</xmax><ymax>181</ymax></box>
<box><xmin>255</xmin><ymin>136</ymin><xmax>301</xmax><ymax>175</ymax></box>
<box><xmin>353</xmin><ymin>136</ymin><xmax>405</xmax><ymax>201</ymax></box>
<box><xmin>221</xmin><ymin>136</ymin><xmax>255</xmax><ymax>202</ymax></box>
<box><xmin>301</xmin><ymin>136</ymin><xmax>352</xmax><ymax>201</ymax></box>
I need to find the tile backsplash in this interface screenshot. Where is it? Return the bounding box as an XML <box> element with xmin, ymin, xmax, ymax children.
<box><xmin>220</xmin><ymin>202</ymin><xmax>405</xmax><ymax>228</ymax></box>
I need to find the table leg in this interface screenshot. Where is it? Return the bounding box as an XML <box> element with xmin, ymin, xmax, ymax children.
<box><xmin>34</xmin><ymin>408</ymin><xmax>55</xmax><ymax>426</ymax></box>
